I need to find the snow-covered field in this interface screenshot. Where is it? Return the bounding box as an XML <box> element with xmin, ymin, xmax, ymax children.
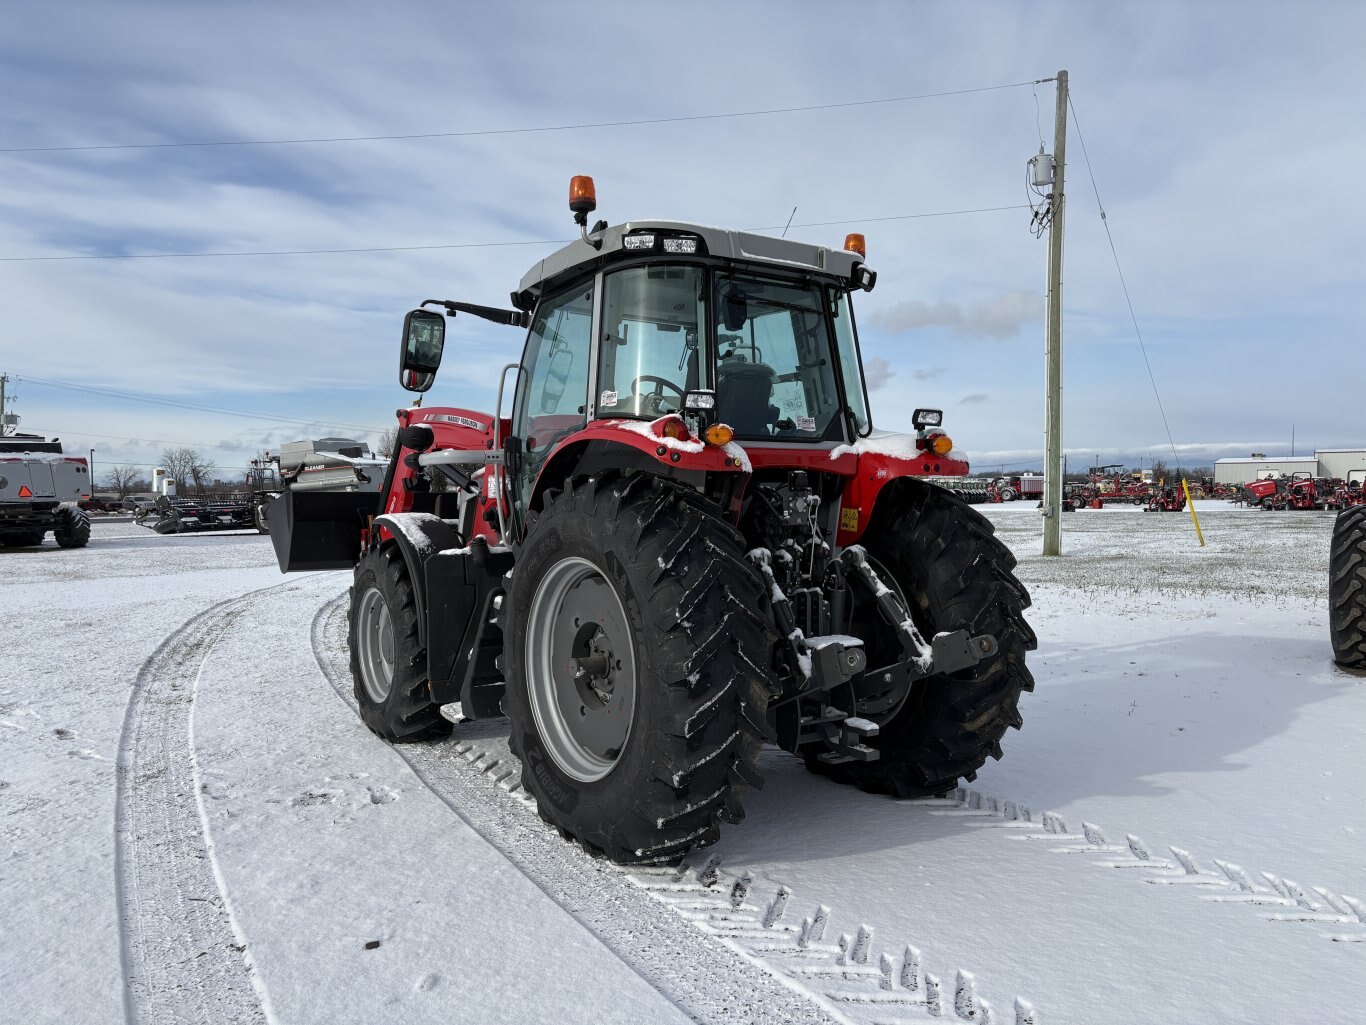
<box><xmin>3</xmin><ymin>503</ymin><xmax>1362</xmax><ymax>1025</ymax></box>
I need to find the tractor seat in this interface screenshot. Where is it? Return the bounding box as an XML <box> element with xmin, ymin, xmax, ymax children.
<box><xmin>716</xmin><ymin>358</ymin><xmax>778</xmax><ymax>436</ymax></box>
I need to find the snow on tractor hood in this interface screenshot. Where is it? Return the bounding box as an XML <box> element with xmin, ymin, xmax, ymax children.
<box><xmin>829</xmin><ymin>429</ymin><xmax>966</xmax><ymax>464</ymax></box>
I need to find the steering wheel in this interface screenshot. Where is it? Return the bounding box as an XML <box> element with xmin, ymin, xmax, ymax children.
<box><xmin>630</xmin><ymin>375</ymin><xmax>686</xmax><ymax>416</ymax></box>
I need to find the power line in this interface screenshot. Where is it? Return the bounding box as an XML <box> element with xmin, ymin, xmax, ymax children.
<box><xmin>0</xmin><ymin>205</ymin><xmax>1030</xmax><ymax>263</ymax></box>
<box><xmin>12</xmin><ymin>374</ymin><xmax>389</xmax><ymax>433</ymax></box>
<box><xmin>1</xmin><ymin>81</ymin><xmax>1045</xmax><ymax>155</ymax></box>
<box><xmin>1066</xmin><ymin>95</ymin><xmax>1184</xmax><ymax>474</ymax></box>
<box><xmin>22</xmin><ymin>425</ymin><xmax>261</xmax><ymax>453</ymax></box>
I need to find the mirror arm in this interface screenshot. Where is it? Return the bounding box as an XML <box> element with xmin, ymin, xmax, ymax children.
<box><xmin>421</xmin><ymin>299</ymin><xmax>530</xmax><ymax>328</ymax></box>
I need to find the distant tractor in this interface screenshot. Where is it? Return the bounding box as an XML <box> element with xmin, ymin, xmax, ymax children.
<box><xmin>0</xmin><ymin>434</ymin><xmax>92</xmax><ymax>549</ymax></box>
<box><xmin>273</xmin><ymin>178</ymin><xmax>1036</xmax><ymax>864</ymax></box>
<box><xmin>1330</xmin><ymin>504</ymin><xmax>1366</xmax><ymax>669</ymax></box>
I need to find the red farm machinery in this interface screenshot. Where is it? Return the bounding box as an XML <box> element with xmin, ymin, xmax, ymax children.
<box><xmin>272</xmin><ymin>178</ymin><xmax>1036</xmax><ymax>864</ymax></box>
<box><xmin>1243</xmin><ymin>471</ymin><xmax>1328</xmax><ymax>511</ymax></box>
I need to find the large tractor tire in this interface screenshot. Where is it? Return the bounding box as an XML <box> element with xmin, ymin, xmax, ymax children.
<box><xmin>503</xmin><ymin>474</ymin><xmax>777</xmax><ymax>864</ymax></box>
<box><xmin>1330</xmin><ymin>506</ymin><xmax>1366</xmax><ymax>670</ymax></box>
<box><xmin>348</xmin><ymin>545</ymin><xmax>453</xmax><ymax>742</ymax></box>
<box><xmin>810</xmin><ymin>480</ymin><xmax>1036</xmax><ymax>797</ymax></box>
<box><xmin>53</xmin><ymin>506</ymin><xmax>91</xmax><ymax>548</ymax></box>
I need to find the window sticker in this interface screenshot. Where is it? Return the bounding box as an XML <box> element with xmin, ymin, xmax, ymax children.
<box><xmin>795</xmin><ymin>416</ymin><xmax>817</xmax><ymax>432</ymax></box>
<box><xmin>600</xmin><ymin>390</ymin><xmax>619</xmax><ymax>408</ymax></box>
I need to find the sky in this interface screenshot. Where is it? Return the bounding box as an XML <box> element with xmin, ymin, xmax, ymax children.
<box><xmin>1</xmin><ymin>0</ymin><xmax>1363</xmax><ymax>482</ymax></box>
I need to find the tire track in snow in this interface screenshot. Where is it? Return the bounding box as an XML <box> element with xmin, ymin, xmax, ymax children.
<box><xmin>115</xmin><ymin>587</ymin><xmax>284</xmax><ymax>1025</ymax></box>
<box><xmin>923</xmin><ymin>787</ymin><xmax>1366</xmax><ymax>945</ymax></box>
<box><xmin>313</xmin><ymin>594</ymin><xmax>1041</xmax><ymax>1024</ymax></box>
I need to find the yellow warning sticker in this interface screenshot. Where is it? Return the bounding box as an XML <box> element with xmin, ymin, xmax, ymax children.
<box><xmin>839</xmin><ymin>507</ymin><xmax>859</xmax><ymax>532</ymax></box>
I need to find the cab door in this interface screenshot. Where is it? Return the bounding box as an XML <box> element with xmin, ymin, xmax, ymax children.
<box><xmin>507</xmin><ymin>279</ymin><xmax>595</xmax><ymax>537</ymax></box>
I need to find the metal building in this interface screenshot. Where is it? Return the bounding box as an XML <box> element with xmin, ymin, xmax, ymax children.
<box><xmin>1213</xmin><ymin>457</ymin><xmax>1318</xmax><ymax>484</ymax></box>
<box><xmin>1315</xmin><ymin>449</ymin><xmax>1366</xmax><ymax>479</ymax></box>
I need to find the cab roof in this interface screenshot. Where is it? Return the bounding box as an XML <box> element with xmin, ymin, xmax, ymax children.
<box><xmin>516</xmin><ymin>220</ymin><xmax>867</xmax><ymax>305</ymax></box>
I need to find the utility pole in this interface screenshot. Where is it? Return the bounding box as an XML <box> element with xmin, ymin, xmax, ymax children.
<box><xmin>0</xmin><ymin>373</ymin><xmax>11</xmax><ymax>437</ymax></box>
<box><xmin>1042</xmin><ymin>70</ymin><xmax>1068</xmax><ymax>556</ymax></box>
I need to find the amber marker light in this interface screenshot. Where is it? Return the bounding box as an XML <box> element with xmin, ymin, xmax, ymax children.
<box><xmin>928</xmin><ymin>433</ymin><xmax>954</xmax><ymax>456</ymax></box>
<box><xmin>703</xmin><ymin>423</ymin><xmax>735</xmax><ymax>446</ymax></box>
<box><xmin>569</xmin><ymin>175</ymin><xmax>597</xmax><ymax>216</ymax></box>
<box><xmin>843</xmin><ymin>233</ymin><xmax>866</xmax><ymax>258</ymax></box>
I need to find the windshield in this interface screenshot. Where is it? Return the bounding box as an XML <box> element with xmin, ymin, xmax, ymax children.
<box><xmin>714</xmin><ymin>273</ymin><xmax>843</xmax><ymax>441</ymax></box>
<box><xmin>596</xmin><ymin>265</ymin><xmax>705</xmax><ymax>418</ymax></box>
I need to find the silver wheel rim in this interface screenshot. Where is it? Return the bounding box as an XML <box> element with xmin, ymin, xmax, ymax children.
<box><xmin>357</xmin><ymin>586</ymin><xmax>395</xmax><ymax>703</ymax></box>
<box><xmin>525</xmin><ymin>556</ymin><xmax>637</xmax><ymax>783</ymax></box>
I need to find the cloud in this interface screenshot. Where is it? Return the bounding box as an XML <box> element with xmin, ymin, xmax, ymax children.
<box><xmin>863</xmin><ymin>356</ymin><xmax>895</xmax><ymax>390</ymax></box>
<box><xmin>960</xmin><ymin>393</ymin><xmax>989</xmax><ymax>404</ymax></box>
<box><xmin>912</xmin><ymin>367</ymin><xmax>946</xmax><ymax>381</ymax></box>
<box><xmin>870</xmin><ymin>291</ymin><xmax>1041</xmax><ymax>339</ymax></box>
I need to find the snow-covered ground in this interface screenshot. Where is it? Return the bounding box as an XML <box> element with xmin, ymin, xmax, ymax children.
<box><xmin>2</xmin><ymin>505</ymin><xmax>1362</xmax><ymax>1025</ymax></box>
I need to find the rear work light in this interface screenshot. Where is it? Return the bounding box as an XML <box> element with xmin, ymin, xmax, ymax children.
<box><xmin>623</xmin><ymin>233</ymin><xmax>657</xmax><ymax>250</ymax></box>
<box><xmin>662</xmin><ymin>237</ymin><xmax>698</xmax><ymax>254</ymax></box>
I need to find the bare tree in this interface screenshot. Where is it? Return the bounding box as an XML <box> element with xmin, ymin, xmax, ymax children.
<box><xmin>160</xmin><ymin>447</ymin><xmax>216</xmax><ymax>494</ymax></box>
<box><xmin>188</xmin><ymin>453</ymin><xmax>217</xmax><ymax>495</ymax></box>
<box><xmin>105</xmin><ymin>464</ymin><xmax>141</xmax><ymax>497</ymax></box>
<box><xmin>376</xmin><ymin>428</ymin><xmax>397</xmax><ymax>458</ymax></box>
<box><xmin>160</xmin><ymin>447</ymin><xmax>195</xmax><ymax>489</ymax></box>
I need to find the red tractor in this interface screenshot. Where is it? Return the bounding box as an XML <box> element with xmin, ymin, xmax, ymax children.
<box><xmin>1144</xmin><ymin>484</ymin><xmax>1187</xmax><ymax>512</ymax></box>
<box><xmin>1247</xmin><ymin>471</ymin><xmax>1323</xmax><ymax>511</ymax></box>
<box><xmin>1325</xmin><ymin>470</ymin><xmax>1366</xmax><ymax>511</ymax></box>
<box><xmin>273</xmin><ymin>179</ymin><xmax>1036</xmax><ymax>864</ymax></box>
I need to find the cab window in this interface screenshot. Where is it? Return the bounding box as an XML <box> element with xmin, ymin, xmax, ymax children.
<box><xmin>596</xmin><ymin>265</ymin><xmax>706</xmax><ymax>420</ymax></box>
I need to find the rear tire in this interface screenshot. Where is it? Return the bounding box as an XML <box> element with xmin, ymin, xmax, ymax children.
<box><xmin>809</xmin><ymin>481</ymin><xmax>1036</xmax><ymax>797</ymax></box>
<box><xmin>503</xmin><ymin>474</ymin><xmax>777</xmax><ymax>864</ymax></box>
<box><xmin>1330</xmin><ymin>506</ymin><xmax>1366</xmax><ymax>670</ymax></box>
<box><xmin>348</xmin><ymin>545</ymin><xmax>452</xmax><ymax>742</ymax></box>
<box><xmin>53</xmin><ymin>506</ymin><xmax>91</xmax><ymax>548</ymax></box>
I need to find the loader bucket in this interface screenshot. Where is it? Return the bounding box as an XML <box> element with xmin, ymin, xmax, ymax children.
<box><xmin>269</xmin><ymin>489</ymin><xmax>377</xmax><ymax>572</ymax></box>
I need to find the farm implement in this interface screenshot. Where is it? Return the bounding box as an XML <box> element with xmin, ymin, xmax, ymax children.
<box><xmin>271</xmin><ymin>177</ymin><xmax>1036</xmax><ymax>864</ymax></box>
<box><xmin>1243</xmin><ymin>472</ymin><xmax>1327</xmax><ymax>511</ymax></box>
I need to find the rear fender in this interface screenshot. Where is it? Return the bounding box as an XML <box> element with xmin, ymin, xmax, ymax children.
<box><xmin>830</xmin><ymin>442</ymin><xmax>970</xmax><ymax>546</ymax></box>
<box><xmin>528</xmin><ymin>417</ymin><xmax>749</xmax><ymax>514</ymax></box>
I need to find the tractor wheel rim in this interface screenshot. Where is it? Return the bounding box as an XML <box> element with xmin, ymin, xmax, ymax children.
<box><xmin>526</xmin><ymin>556</ymin><xmax>637</xmax><ymax>783</ymax></box>
<box><xmin>357</xmin><ymin>586</ymin><xmax>395</xmax><ymax>703</ymax></box>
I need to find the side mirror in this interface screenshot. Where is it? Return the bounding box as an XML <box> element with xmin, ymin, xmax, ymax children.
<box><xmin>400</xmin><ymin>309</ymin><xmax>446</xmax><ymax>393</ymax></box>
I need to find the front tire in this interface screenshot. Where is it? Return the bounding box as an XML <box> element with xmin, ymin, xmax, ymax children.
<box><xmin>348</xmin><ymin>545</ymin><xmax>452</xmax><ymax>742</ymax></box>
<box><xmin>54</xmin><ymin>505</ymin><xmax>91</xmax><ymax>548</ymax></box>
<box><xmin>811</xmin><ymin>481</ymin><xmax>1036</xmax><ymax>796</ymax></box>
<box><xmin>503</xmin><ymin>475</ymin><xmax>777</xmax><ymax>864</ymax></box>
<box><xmin>1330</xmin><ymin>506</ymin><xmax>1366</xmax><ymax>670</ymax></box>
